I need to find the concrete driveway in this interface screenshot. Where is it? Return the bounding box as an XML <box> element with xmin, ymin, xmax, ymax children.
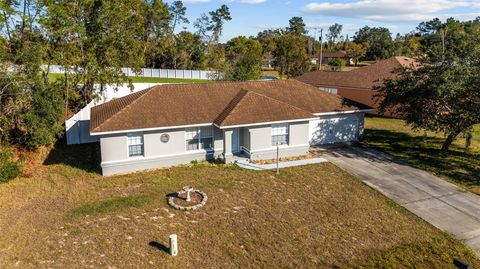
<box><xmin>316</xmin><ymin>144</ymin><xmax>480</xmax><ymax>255</ymax></box>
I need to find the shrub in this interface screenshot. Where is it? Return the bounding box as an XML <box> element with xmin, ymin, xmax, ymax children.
<box><xmin>329</xmin><ymin>58</ymin><xmax>346</xmax><ymax>71</ymax></box>
<box><xmin>0</xmin><ymin>147</ymin><xmax>23</xmax><ymax>183</ymax></box>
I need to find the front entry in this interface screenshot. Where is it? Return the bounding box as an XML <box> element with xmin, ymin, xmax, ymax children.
<box><xmin>232</xmin><ymin>128</ymin><xmax>240</xmax><ymax>153</ymax></box>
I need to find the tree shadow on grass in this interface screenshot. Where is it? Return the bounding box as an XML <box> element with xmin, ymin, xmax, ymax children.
<box><xmin>43</xmin><ymin>138</ymin><xmax>101</xmax><ymax>174</ymax></box>
<box><xmin>149</xmin><ymin>241</ymin><xmax>170</xmax><ymax>254</ymax></box>
<box><xmin>364</xmin><ymin>129</ymin><xmax>480</xmax><ymax>188</ymax></box>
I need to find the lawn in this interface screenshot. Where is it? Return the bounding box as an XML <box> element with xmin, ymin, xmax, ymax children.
<box><xmin>364</xmin><ymin>116</ymin><xmax>480</xmax><ymax>195</ymax></box>
<box><xmin>0</xmin><ymin>142</ymin><xmax>478</xmax><ymax>268</ymax></box>
<box><xmin>47</xmin><ymin>73</ymin><xmax>208</xmax><ymax>84</ymax></box>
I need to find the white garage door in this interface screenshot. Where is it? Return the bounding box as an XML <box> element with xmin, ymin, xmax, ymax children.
<box><xmin>309</xmin><ymin>114</ymin><xmax>360</xmax><ymax>145</ymax></box>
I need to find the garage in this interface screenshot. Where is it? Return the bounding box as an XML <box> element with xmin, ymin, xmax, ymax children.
<box><xmin>309</xmin><ymin>113</ymin><xmax>364</xmax><ymax>145</ymax></box>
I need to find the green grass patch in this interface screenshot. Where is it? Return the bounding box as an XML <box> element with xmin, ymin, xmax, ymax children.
<box><xmin>364</xmin><ymin>116</ymin><xmax>480</xmax><ymax>194</ymax></box>
<box><xmin>65</xmin><ymin>195</ymin><xmax>149</xmax><ymax>219</ymax></box>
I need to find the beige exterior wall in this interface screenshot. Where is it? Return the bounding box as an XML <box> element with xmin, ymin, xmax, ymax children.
<box><xmin>248</xmin><ymin>125</ymin><xmax>271</xmax><ymax>151</ymax></box>
<box><xmin>144</xmin><ymin>128</ymin><xmax>186</xmax><ymax>157</ymax></box>
<box><xmin>99</xmin><ymin>125</ymin><xmax>223</xmax><ymax>175</ymax></box>
<box><xmin>100</xmin><ymin>135</ymin><xmax>128</xmax><ymax>162</ymax></box>
<box><xmin>289</xmin><ymin>121</ymin><xmax>310</xmax><ymax>146</ymax></box>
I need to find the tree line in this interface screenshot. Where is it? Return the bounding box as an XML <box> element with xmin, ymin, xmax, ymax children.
<box><xmin>0</xmin><ymin>0</ymin><xmax>478</xmax><ymax>153</ymax></box>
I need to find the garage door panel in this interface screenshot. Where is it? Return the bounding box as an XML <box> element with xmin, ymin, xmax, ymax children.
<box><xmin>309</xmin><ymin>114</ymin><xmax>359</xmax><ymax>145</ymax></box>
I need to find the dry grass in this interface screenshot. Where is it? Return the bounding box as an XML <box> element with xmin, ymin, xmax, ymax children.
<box><xmin>0</xmin><ymin>142</ymin><xmax>478</xmax><ymax>268</ymax></box>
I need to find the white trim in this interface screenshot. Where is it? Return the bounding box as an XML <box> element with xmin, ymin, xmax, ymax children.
<box><xmin>216</xmin><ymin>118</ymin><xmax>317</xmax><ymax>129</ymax></box>
<box><xmin>313</xmin><ymin>109</ymin><xmax>373</xmax><ymax>116</ymax></box>
<box><xmin>185</xmin><ymin>126</ymin><xmax>214</xmax><ymax>152</ymax></box>
<box><xmin>91</xmin><ymin>123</ymin><xmax>212</xmax><ymax>136</ymax></box>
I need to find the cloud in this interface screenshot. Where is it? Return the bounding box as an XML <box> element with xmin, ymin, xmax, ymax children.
<box><xmin>302</xmin><ymin>0</ymin><xmax>479</xmax><ymax>22</ymax></box>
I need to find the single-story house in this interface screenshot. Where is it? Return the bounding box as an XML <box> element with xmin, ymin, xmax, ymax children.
<box><xmin>295</xmin><ymin>56</ymin><xmax>417</xmax><ymax>116</ymax></box>
<box><xmin>319</xmin><ymin>50</ymin><xmax>353</xmax><ymax>65</ymax></box>
<box><xmin>90</xmin><ymin>80</ymin><xmax>368</xmax><ymax>176</ymax></box>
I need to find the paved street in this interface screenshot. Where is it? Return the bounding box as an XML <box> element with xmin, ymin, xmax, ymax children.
<box><xmin>318</xmin><ymin>145</ymin><xmax>480</xmax><ymax>255</ymax></box>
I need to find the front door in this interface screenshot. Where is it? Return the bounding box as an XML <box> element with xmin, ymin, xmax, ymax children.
<box><xmin>232</xmin><ymin>128</ymin><xmax>240</xmax><ymax>153</ymax></box>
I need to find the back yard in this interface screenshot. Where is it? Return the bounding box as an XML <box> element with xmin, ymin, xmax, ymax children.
<box><xmin>0</xmin><ymin>142</ymin><xmax>478</xmax><ymax>268</ymax></box>
<box><xmin>364</xmin><ymin>117</ymin><xmax>480</xmax><ymax>195</ymax></box>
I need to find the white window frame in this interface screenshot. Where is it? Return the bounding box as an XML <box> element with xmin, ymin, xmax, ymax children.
<box><xmin>127</xmin><ymin>132</ymin><xmax>144</xmax><ymax>158</ymax></box>
<box><xmin>319</xmin><ymin>87</ymin><xmax>337</xmax><ymax>94</ymax></box>
<box><xmin>185</xmin><ymin>126</ymin><xmax>214</xmax><ymax>151</ymax></box>
<box><xmin>271</xmin><ymin>123</ymin><xmax>289</xmax><ymax>146</ymax></box>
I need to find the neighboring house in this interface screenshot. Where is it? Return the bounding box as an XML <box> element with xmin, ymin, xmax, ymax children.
<box><xmin>295</xmin><ymin>56</ymin><xmax>417</xmax><ymax>115</ymax></box>
<box><xmin>262</xmin><ymin>55</ymin><xmax>275</xmax><ymax>69</ymax></box>
<box><xmin>320</xmin><ymin>51</ymin><xmax>353</xmax><ymax>65</ymax></box>
<box><xmin>90</xmin><ymin>80</ymin><xmax>368</xmax><ymax>176</ymax></box>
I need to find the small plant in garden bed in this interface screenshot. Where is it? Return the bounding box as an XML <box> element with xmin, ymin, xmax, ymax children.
<box><xmin>251</xmin><ymin>151</ymin><xmax>320</xmax><ymax>165</ymax></box>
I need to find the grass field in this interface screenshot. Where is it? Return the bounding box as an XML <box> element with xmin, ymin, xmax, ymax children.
<box><xmin>47</xmin><ymin>73</ymin><xmax>208</xmax><ymax>84</ymax></box>
<box><xmin>0</xmin><ymin>141</ymin><xmax>478</xmax><ymax>268</ymax></box>
<box><xmin>364</xmin><ymin>117</ymin><xmax>480</xmax><ymax>195</ymax></box>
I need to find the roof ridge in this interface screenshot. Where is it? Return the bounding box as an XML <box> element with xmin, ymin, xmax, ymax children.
<box><xmin>215</xmin><ymin>87</ymin><xmax>315</xmax><ymax>126</ymax></box>
<box><xmin>213</xmin><ymin>89</ymin><xmax>249</xmax><ymax>125</ymax></box>
<box><xmin>91</xmin><ymin>87</ymin><xmax>155</xmax><ymax>132</ymax></box>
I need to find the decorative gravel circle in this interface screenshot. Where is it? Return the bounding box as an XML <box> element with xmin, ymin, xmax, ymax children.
<box><xmin>167</xmin><ymin>188</ymin><xmax>208</xmax><ymax>211</ymax></box>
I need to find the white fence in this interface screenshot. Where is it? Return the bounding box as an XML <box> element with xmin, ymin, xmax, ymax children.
<box><xmin>66</xmin><ymin>83</ymin><xmax>163</xmax><ymax>145</ymax></box>
<box><xmin>45</xmin><ymin>65</ymin><xmax>217</xmax><ymax>80</ymax></box>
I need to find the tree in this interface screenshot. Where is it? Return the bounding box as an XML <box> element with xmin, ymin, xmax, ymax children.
<box><xmin>194</xmin><ymin>5</ymin><xmax>232</xmax><ymax>69</ymax></box>
<box><xmin>42</xmin><ymin>0</ymin><xmax>148</xmax><ymax>110</ymax></box>
<box><xmin>393</xmin><ymin>32</ymin><xmax>422</xmax><ymax>57</ymax></box>
<box><xmin>168</xmin><ymin>1</ymin><xmax>189</xmax><ymax>34</ymax></box>
<box><xmin>273</xmin><ymin>33</ymin><xmax>310</xmax><ymax>77</ymax></box>
<box><xmin>345</xmin><ymin>42</ymin><xmax>367</xmax><ymax>66</ymax></box>
<box><xmin>287</xmin><ymin>17</ymin><xmax>307</xmax><ymax>36</ymax></box>
<box><xmin>327</xmin><ymin>23</ymin><xmax>343</xmax><ymax>46</ymax></box>
<box><xmin>376</xmin><ymin>18</ymin><xmax>480</xmax><ymax>152</ymax></box>
<box><xmin>354</xmin><ymin>26</ymin><xmax>394</xmax><ymax>60</ymax></box>
<box><xmin>224</xmin><ymin>36</ymin><xmax>263</xmax><ymax>81</ymax></box>
<box><xmin>255</xmin><ymin>29</ymin><xmax>280</xmax><ymax>57</ymax></box>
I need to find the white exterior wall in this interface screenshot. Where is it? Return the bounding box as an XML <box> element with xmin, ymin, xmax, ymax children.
<box><xmin>309</xmin><ymin>112</ymin><xmax>364</xmax><ymax>145</ymax></box>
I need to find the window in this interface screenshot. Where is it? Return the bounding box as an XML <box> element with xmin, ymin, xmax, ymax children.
<box><xmin>319</xmin><ymin>87</ymin><xmax>337</xmax><ymax>94</ymax></box>
<box><xmin>186</xmin><ymin>127</ymin><xmax>214</xmax><ymax>151</ymax></box>
<box><xmin>127</xmin><ymin>133</ymin><xmax>144</xmax><ymax>157</ymax></box>
<box><xmin>272</xmin><ymin>124</ymin><xmax>289</xmax><ymax>146</ymax></box>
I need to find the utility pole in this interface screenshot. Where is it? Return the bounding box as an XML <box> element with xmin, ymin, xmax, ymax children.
<box><xmin>318</xmin><ymin>29</ymin><xmax>324</xmax><ymax>71</ymax></box>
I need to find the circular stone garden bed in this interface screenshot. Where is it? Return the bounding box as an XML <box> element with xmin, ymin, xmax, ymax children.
<box><xmin>167</xmin><ymin>187</ymin><xmax>208</xmax><ymax>211</ymax></box>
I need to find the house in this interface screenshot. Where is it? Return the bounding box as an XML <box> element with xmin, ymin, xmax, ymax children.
<box><xmin>295</xmin><ymin>56</ymin><xmax>417</xmax><ymax>115</ymax></box>
<box><xmin>90</xmin><ymin>80</ymin><xmax>368</xmax><ymax>176</ymax></box>
<box><xmin>262</xmin><ymin>54</ymin><xmax>275</xmax><ymax>69</ymax></box>
<box><xmin>319</xmin><ymin>50</ymin><xmax>353</xmax><ymax>65</ymax></box>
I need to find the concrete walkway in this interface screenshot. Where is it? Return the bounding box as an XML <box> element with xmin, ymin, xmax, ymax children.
<box><xmin>318</xmin><ymin>145</ymin><xmax>480</xmax><ymax>255</ymax></box>
<box><xmin>235</xmin><ymin>157</ymin><xmax>327</xmax><ymax>171</ymax></box>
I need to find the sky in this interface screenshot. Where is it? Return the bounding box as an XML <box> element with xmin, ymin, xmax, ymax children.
<box><xmin>168</xmin><ymin>0</ymin><xmax>480</xmax><ymax>42</ymax></box>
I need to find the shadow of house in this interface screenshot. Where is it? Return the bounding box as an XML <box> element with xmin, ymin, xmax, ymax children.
<box><xmin>43</xmin><ymin>138</ymin><xmax>101</xmax><ymax>174</ymax></box>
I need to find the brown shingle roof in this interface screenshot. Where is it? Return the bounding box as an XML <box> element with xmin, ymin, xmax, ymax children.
<box><xmin>296</xmin><ymin>56</ymin><xmax>417</xmax><ymax>89</ymax></box>
<box><xmin>214</xmin><ymin>89</ymin><xmax>315</xmax><ymax>127</ymax></box>
<box><xmin>90</xmin><ymin>79</ymin><xmax>356</xmax><ymax>133</ymax></box>
<box><xmin>322</xmin><ymin>50</ymin><xmax>348</xmax><ymax>58</ymax></box>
